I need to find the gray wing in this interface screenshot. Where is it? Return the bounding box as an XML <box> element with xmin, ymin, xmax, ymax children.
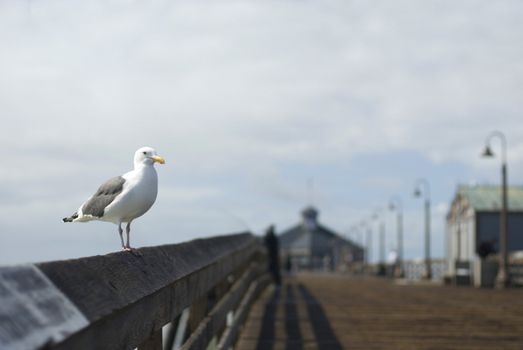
<box><xmin>81</xmin><ymin>176</ymin><xmax>126</xmax><ymax>218</ymax></box>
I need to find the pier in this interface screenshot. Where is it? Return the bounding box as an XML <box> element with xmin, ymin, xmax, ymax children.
<box><xmin>1</xmin><ymin>234</ymin><xmax>523</xmax><ymax>350</ymax></box>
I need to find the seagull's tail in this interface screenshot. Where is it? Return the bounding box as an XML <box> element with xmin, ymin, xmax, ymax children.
<box><xmin>62</xmin><ymin>212</ymin><xmax>79</xmax><ymax>223</ymax></box>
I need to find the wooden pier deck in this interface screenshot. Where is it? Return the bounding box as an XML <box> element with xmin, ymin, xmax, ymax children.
<box><xmin>236</xmin><ymin>274</ymin><xmax>523</xmax><ymax>350</ymax></box>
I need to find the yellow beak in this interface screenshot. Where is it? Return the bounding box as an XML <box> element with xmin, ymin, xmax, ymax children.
<box><xmin>151</xmin><ymin>155</ymin><xmax>165</xmax><ymax>164</ymax></box>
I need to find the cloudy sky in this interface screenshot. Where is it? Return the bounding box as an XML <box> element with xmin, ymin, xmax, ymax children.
<box><xmin>1</xmin><ymin>0</ymin><xmax>522</xmax><ymax>264</ymax></box>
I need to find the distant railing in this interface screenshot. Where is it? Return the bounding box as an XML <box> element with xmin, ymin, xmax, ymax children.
<box><xmin>402</xmin><ymin>259</ymin><xmax>446</xmax><ymax>281</ymax></box>
<box><xmin>509</xmin><ymin>263</ymin><xmax>523</xmax><ymax>286</ymax></box>
<box><xmin>0</xmin><ymin>233</ymin><xmax>270</xmax><ymax>350</ymax></box>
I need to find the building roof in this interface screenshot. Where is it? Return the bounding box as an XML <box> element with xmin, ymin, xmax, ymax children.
<box><xmin>279</xmin><ymin>206</ymin><xmax>362</xmax><ymax>254</ymax></box>
<box><xmin>457</xmin><ymin>185</ymin><xmax>523</xmax><ymax>211</ymax></box>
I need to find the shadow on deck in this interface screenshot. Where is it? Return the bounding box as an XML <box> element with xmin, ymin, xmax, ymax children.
<box><xmin>237</xmin><ymin>273</ymin><xmax>523</xmax><ymax>350</ymax></box>
<box><xmin>254</xmin><ymin>282</ymin><xmax>343</xmax><ymax>350</ymax></box>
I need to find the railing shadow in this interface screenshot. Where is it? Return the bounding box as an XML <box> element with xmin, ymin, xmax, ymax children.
<box><xmin>256</xmin><ymin>284</ymin><xmax>304</xmax><ymax>350</ymax></box>
<box><xmin>284</xmin><ymin>284</ymin><xmax>302</xmax><ymax>350</ymax></box>
<box><xmin>256</xmin><ymin>282</ymin><xmax>342</xmax><ymax>350</ymax></box>
<box><xmin>256</xmin><ymin>287</ymin><xmax>279</xmax><ymax>350</ymax></box>
<box><xmin>298</xmin><ymin>283</ymin><xmax>343</xmax><ymax>350</ymax></box>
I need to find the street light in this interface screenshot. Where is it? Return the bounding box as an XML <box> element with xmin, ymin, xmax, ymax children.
<box><xmin>414</xmin><ymin>179</ymin><xmax>432</xmax><ymax>280</ymax></box>
<box><xmin>482</xmin><ymin>131</ymin><xmax>509</xmax><ymax>288</ymax></box>
<box><xmin>347</xmin><ymin>225</ymin><xmax>363</xmax><ymax>260</ymax></box>
<box><xmin>455</xmin><ymin>193</ymin><xmax>463</xmax><ymax>263</ymax></box>
<box><xmin>361</xmin><ymin>220</ymin><xmax>372</xmax><ymax>268</ymax></box>
<box><xmin>372</xmin><ymin>209</ymin><xmax>386</xmax><ymax>274</ymax></box>
<box><xmin>389</xmin><ymin>196</ymin><xmax>404</xmax><ymax>278</ymax></box>
<box><xmin>349</xmin><ymin>225</ymin><xmax>363</xmax><ymax>247</ymax></box>
<box><xmin>348</xmin><ymin>225</ymin><xmax>365</xmax><ymax>272</ymax></box>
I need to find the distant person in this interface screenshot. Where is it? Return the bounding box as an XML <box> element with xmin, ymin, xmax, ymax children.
<box><xmin>285</xmin><ymin>255</ymin><xmax>293</xmax><ymax>275</ymax></box>
<box><xmin>264</xmin><ymin>225</ymin><xmax>281</xmax><ymax>285</ymax></box>
<box><xmin>478</xmin><ymin>240</ymin><xmax>496</xmax><ymax>259</ymax></box>
<box><xmin>387</xmin><ymin>250</ymin><xmax>398</xmax><ymax>265</ymax></box>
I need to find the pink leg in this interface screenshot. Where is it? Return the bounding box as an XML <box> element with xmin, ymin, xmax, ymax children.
<box><xmin>124</xmin><ymin>221</ymin><xmax>141</xmax><ymax>256</ymax></box>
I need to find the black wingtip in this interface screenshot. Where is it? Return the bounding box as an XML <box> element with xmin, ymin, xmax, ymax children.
<box><xmin>63</xmin><ymin>213</ymin><xmax>78</xmax><ymax>223</ymax></box>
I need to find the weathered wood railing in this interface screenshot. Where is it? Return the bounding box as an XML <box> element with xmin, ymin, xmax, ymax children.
<box><xmin>0</xmin><ymin>232</ymin><xmax>270</xmax><ymax>350</ymax></box>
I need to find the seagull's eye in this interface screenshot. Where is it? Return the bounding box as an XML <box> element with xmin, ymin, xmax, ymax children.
<box><xmin>143</xmin><ymin>151</ymin><xmax>147</xmax><ymax>155</ymax></box>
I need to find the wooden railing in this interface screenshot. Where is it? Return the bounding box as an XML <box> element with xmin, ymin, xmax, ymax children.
<box><xmin>0</xmin><ymin>232</ymin><xmax>270</xmax><ymax>350</ymax></box>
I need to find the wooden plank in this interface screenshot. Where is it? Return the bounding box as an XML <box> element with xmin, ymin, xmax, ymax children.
<box><xmin>237</xmin><ymin>275</ymin><xmax>523</xmax><ymax>350</ymax></box>
<box><xmin>218</xmin><ymin>274</ymin><xmax>271</xmax><ymax>350</ymax></box>
<box><xmin>180</xmin><ymin>263</ymin><xmax>263</xmax><ymax>350</ymax></box>
<box><xmin>137</xmin><ymin>329</ymin><xmax>162</xmax><ymax>350</ymax></box>
<box><xmin>208</xmin><ymin>274</ymin><xmax>233</xmax><ymax>341</ymax></box>
<box><xmin>173</xmin><ymin>308</ymin><xmax>191</xmax><ymax>349</ymax></box>
<box><xmin>38</xmin><ymin>233</ymin><xmax>256</xmax><ymax>321</ymax></box>
<box><xmin>33</xmin><ymin>233</ymin><xmax>261</xmax><ymax>350</ymax></box>
<box><xmin>161</xmin><ymin>314</ymin><xmax>181</xmax><ymax>350</ymax></box>
<box><xmin>185</xmin><ymin>295</ymin><xmax>208</xmax><ymax>343</ymax></box>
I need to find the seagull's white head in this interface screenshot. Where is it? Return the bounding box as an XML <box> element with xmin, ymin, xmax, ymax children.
<box><xmin>134</xmin><ymin>146</ymin><xmax>165</xmax><ymax>168</ymax></box>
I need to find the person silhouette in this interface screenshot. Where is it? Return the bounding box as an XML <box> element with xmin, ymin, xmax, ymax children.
<box><xmin>264</xmin><ymin>225</ymin><xmax>281</xmax><ymax>285</ymax></box>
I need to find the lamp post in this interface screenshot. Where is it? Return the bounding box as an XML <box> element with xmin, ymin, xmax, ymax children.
<box><xmin>456</xmin><ymin>193</ymin><xmax>462</xmax><ymax>263</ymax></box>
<box><xmin>452</xmin><ymin>192</ymin><xmax>465</xmax><ymax>286</ymax></box>
<box><xmin>482</xmin><ymin>131</ymin><xmax>509</xmax><ymax>288</ymax></box>
<box><xmin>361</xmin><ymin>221</ymin><xmax>372</xmax><ymax>269</ymax></box>
<box><xmin>389</xmin><ymin>196</ymin><xmax>404</xmax><ymax>278</ymax></box>
<box><xmin>349</xmin><ymin>225</ymin><xmax>363</xmax><ymax>247</ymax></box>
<box><xmin>372</xmin><ymin>209</ymin><xmax>386</xmax><ymax>275</ymax></box>
<box><xmin>347</xmin><ymin>225</ymin><xmax>363</xmax><ymax>263</ymax></box>
<box><xmin>414</xmin><ymin>179</ymin><xmax>431</xmax><ymax>280</ymax></box>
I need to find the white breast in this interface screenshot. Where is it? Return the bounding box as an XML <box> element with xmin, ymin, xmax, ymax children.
<box><xmin>103</xmin><ymin>165</ymin><xmax>158</xmax><ymax>223</ymax></box>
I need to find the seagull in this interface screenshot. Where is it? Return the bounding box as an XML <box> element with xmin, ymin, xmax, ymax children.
<box><xmin>63</xmin><ymin>146</ymin><xmax>165</xmax><ymax>255</ymax></box>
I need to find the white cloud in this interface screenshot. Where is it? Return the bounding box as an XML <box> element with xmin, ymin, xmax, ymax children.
<box><xmin>0</xmin><ymin>0</ymin><xmax>522</xmax><ymax>263</ymax></box>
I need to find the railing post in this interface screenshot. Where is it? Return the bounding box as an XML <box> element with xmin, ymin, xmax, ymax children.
<box><xmin>188</xmin><ymin>296</ymin><xmax>209</xmax><ymax>338</ymax></box>
<box><xmin>138</xmin><ymin>329</ymin><xmax>162</xmax><ymax>350</ymax></box>
<box><xmin>162</xmin><ymin>314</ymin><xmax>182</xmax><ymax>350</ymax></box>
